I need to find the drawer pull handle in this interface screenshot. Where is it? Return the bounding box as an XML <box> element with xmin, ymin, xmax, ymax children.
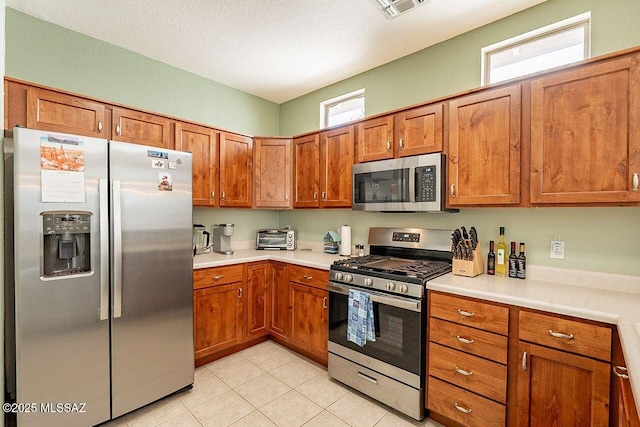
<box><xmin>303</xmin><ymin>274</ymin><xmax>313</xmax><ymax>280</ymax></box>
<box><xmin>613</xmin><ymin>366</ymin><xmax>629</xmax><ymax>379</ymax></box>
<box><xmin>548</xmin><ymin>330</ymin><xmax>574</xmax><ymax>340</ymax></box>
<box><xmin>454</xmin><ymin>366</ymin><xmax>473</xmax><ymax>377</ymax></box>
<box><xmin>457</xmin><ymin>309</ymin><xmax>475</xmax><ymax>317</ymax></box>
<box><xmin>454</xmin><ymin>403</ymin><xmax>472</xmax><ymax>414</ymax></box>
<box><xmin>213</xmin><ymin>274</ymin><xmax>224</xmax><ymax>280</ymax></box>
<box><xmin>522</xmin><ymin>351</ymin><xmax>528</xmax><ymax>371</ymax></box>
<box><xmin>456</xmin><ymin>336</ymin><xmax>475</xmax><ymax>345</ymax></box>
<box><xmin>357</xmin><ymin>371</ymin><xmax>378</xmax><ymax>385</ymax></box>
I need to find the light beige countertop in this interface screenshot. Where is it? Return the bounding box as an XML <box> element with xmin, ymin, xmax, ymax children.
<box><xmin>193</xmin><ymin>247</ymin><xmax>640</xmax><ymax>413</ymax></box>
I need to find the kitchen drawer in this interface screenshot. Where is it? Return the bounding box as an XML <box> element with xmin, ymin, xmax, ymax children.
<box><xmin>429</xmin><ymin>318</ymin><xmax>508</xmax><ymax>364</ymax></box>
<box><xmin>428</xmin><ymin>376</ymin><xmax>506</xmax><ymax>427</ymax></box>
<box><xmin>288</xmin><ymin>265</ymin><xmax>328</xmax><ymax>290</ymax></box>
<box><xmin>429</xmin><ymin>342</ymin><xmax>507</xmax><ymax>404</ymax></box>
<box><xmin>193</xmin><ymin>264</ymin><xmax>245</xmax><ymax>290</ymax></box>
<box><xmin>519</xmin><ymin>311</ymin><xmax>611</xmax><ymax>361</ymax></box>
<box><xmin>430</xmin><ymin>292</ymin><xmax>509</xmax><ymax>336</ymax></box>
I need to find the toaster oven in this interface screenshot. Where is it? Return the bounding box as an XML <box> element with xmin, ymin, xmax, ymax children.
<box><xmin>256</xmin><ymin>229</ymin><xmax>296</xmax><ymax>250</ymax></box>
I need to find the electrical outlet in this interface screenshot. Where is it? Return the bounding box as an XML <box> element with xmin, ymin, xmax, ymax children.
<box><xmin>550</xmin><ymin>241</ymin><xmax>565</xmax><ymax>259</ymax></box>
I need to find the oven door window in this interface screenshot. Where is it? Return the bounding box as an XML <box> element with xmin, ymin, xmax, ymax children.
<box><xmin>353</xmin><ymin>168</ymin><xmax>409</xmax><ymax>204</ymax></box>
<box><xmin>328</xmin><ymin>290</ymin><xmax>423</xmax><ymax>375</ymax></box>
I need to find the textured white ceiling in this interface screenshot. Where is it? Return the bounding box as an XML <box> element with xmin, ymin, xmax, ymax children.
<box><xmin>7</xmin><ymin>0</ymin><xmax>547</xmax><ymax>103</ymax></box>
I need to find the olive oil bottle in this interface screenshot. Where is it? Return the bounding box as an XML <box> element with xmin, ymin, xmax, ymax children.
<box><xmin>508</xmin><ymin>241</ymin><xmax>518</xmax><ymax>278</ymax></box>
<box><xmin>517</xmin><ymin>243</ymin><xmax>526</xmax><ymax>279</ymax></box>
<box><xmin>496</xmin><ymin>227</ymin><xmax>507</xmax><ymax>277</ymax></box>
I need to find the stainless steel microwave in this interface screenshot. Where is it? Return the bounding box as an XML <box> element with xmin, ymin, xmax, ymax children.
<box><xmin>352</xmin><ymin>153</ymin><xmax>451</xmax><ymax>212</ymax></box>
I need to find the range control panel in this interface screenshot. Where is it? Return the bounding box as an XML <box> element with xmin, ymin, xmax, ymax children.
<box><xmin>392</xmin><ymin>232</ymin><xmax>420</xmax><ymax>243</ymax></box>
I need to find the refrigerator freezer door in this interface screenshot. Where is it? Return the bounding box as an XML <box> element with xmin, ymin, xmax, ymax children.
<box><xmin>109</xmin><ymin>141</ymin><xmax>194</xmax><ymax>417</ymax></box>
<box><xmin>11</xmin><ymin>128</ymin><xmax>111</xmax><ymax>426</ymax></box>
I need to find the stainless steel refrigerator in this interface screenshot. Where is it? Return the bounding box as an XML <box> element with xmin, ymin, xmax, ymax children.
<box><xmin>4</xmin><ymin>127</ymin><xmax>194</xmax><ymax>426</ymax></box>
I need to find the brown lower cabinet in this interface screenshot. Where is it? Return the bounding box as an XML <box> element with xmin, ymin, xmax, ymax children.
<box><xmin>427</xmin><ymin>291</ymin><xmax>633</xmax><ymax>427</ymax></box>
<box><xmin>193</xmin><ymin>262</ymin><xmax>328</xmax><ymax>367</ymax></box>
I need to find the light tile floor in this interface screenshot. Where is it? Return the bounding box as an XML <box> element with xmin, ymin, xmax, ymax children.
<box><xmin>101</xmin><ymin>341</ymin><xmax>443</xmax><ymax>427</ymax></box>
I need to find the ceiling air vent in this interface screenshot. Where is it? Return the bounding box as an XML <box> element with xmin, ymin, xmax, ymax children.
<box><xmin>370</xmin><ymin>0</ymin><xmax>431</xmax><ymax>19</ymax></box>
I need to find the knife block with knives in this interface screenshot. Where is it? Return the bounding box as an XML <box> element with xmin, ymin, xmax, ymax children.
<box><xmin>451</xmin><ymin>226</ymin><xmax>484</xmax><ymax>277</ymax></box>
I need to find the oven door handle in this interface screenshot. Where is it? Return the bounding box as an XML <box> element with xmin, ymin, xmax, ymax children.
<box><xmin>328</xmin><ymin>282</ymin><xmax>422</xmax><ymax>312</ymax></box>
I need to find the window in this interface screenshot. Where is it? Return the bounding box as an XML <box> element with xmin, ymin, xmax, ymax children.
<box><xmin>320</xmin><ymin>89</ymin><xmax>365</xmax><ymax>128</ymax></box>
<box><xmin>482</xmin><ymin>13</ymin><xmax>591</xmax><ymax>86</ymax></box>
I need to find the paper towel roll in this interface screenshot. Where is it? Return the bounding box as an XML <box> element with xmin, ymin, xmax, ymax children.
<box><xmin>339</xmin><ymin>225</ymin><xmax>351</xmax><ymax>256</ymax></box>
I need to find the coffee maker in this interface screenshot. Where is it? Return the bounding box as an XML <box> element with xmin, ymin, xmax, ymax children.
<box><xmin>211</xmin><ymin>224</ymin><xmax>234</xmax><ymax>255</ymax></box>
<box><xmin>193</xmin><ymin>224</ymin><xmax>210</xmax><ymax>255</ymax></box>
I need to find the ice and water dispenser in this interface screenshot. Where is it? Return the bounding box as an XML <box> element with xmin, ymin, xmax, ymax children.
<box><xmin>42</xmin><ymin>212</ymin><xmax>91</xmax><ymax>277</ymax></box>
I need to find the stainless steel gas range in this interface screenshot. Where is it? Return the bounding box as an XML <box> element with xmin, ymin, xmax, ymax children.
<box><xmin>327</xmin><ymin>227</ymin><xmax>452</xmax><ymax>420</ymax></box>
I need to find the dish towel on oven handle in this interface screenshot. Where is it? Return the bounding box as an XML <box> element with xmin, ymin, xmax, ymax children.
<box><xmin>347</xmin><ymin>289</ymin><xmax>376</xmax><ymax>347</ymax></box>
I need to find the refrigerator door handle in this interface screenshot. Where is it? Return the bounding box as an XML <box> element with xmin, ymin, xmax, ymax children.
<box><xmin>99</xmin><ymin>179</ymin><xmax>109</xmax><ymax>321</ymax></box>
<box><xmin>113</xmin><ymin>179</ymin><xmax>123</xmax><ymax>318</ymax></box>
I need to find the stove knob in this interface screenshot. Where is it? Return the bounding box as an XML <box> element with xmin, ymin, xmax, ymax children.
<box><xmin>344</xmin><ymin>274</ymin><xmax>353</xmax><ymax>283</ymax></box>
<box><xmin>386</xmin><ymin>282</ymin><xmax>396</xmax><ymax>291</ymax></box>
<box><xmin>335</xmin><ymin>272</ymin><xmax>344</xmax><ymax>281</ymax></box>
<box><xmin>399</xmin><ymin>284</ymin><xmax>408</xmax><ymax>293</ymax></box>
<box><xmin>364</xmin><ymin>277</ymin><xmax>373</xmax><ymax>286</ymax></box>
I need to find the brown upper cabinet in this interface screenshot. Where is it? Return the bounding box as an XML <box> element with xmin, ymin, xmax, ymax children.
<box><xmin>356</xmin><ymin>104</ymin><xmax>444</xmax><ymax>162</ymax></box>
<box><xmin>253</xmin><ymin>138</ymin><xmax>293</xmax><ymax>209</ymax></box>
<box><xmin>175</xmin><ymin>122</ymin><xmax>219</xmax><ymax>207</ymax></box>
<box><xmin>530</xmin><ymin>53</ymin><xmax>640</xmax><ymax>204</ymax></box>
<box><xmin>219</xmin><ymin>132</ymin><xmax>253</xmax><ymax>207</ymax></box>
<box><xmin>319</xmin><ymin>125</ymin><xmax>355</xmax><ymax>207</ymax></box>
<box><xmin>293</xmin><ymin>133</ymin><xmax>320</xmax><ymax>207</ymax></box>
<box><xmin>293</xmin><ymin>125</ymin><xmax>354</xmax><ymax>208</ymax></box>
<box><xmin>356</xmin><ymin>115</ymin><xmax>394</xmax><ymax>162</ymax></box>
<box><xmin>112</xmin><ymin>106</ymin><xmax>173</xmax><ymax>149</ymax></box>
<box><xmin>448</xmin><ymin>84</ymin><xmax>522</xmax><ymax>206</ymax></box>
<box><xmin>26</xmin><ymin>87</ymin><xmax>107</xmax><ymax>138</ymax></box>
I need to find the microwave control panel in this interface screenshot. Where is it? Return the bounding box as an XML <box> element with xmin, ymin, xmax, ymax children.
<box><xmin>416</xmin><ymin>166</ymin><xmax>436</xmax><ymax>202</ymax></box>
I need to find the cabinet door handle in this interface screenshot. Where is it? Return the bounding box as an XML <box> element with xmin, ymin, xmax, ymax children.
<box><xmin>548</xmin><ymin>330</ymin><xmax>574</xmax><ymax>340</ymax></box>
<box><xmin>213</xmin><ymin>274</ymin><xmax>224</xmax><ymax>280</ymax></box>
<box><xmin>453</xmin><ymin>403</ymin><xmax>472</xmax><ymax>414</ymax></box>
<box><xmin>221</xmin><ymin>191</ymin><xmax>226</xmax><ymax>201</ymax></box>
<box><xmin>399</xmin><ymin>138</ymin><xmax>404</xmax><ymax>150</ymax></box>
<box><xmin>613</xmin><ymin>366</ymin><xmax>629</xmax><ymax>379</ymax></box>
<box><xmin>455</xmin><ymin>336</ymin><xmax>474</xmax><ymax>344</ymax></box>
<box><xmin>116</xmin><ymin>123</ymin><xmax>121</xmax><ymax>136</ymax></box>
<box><xmin>454</xmin><ymin>366</ymin><xmax>473</xmax><ymax>377</ymax></box>
<box><xmin>321</xmin><ymin>191</ymin><xmax>326</xmax><ymax>201</ymax></box>
<box><xmin>522</xmin><ymin>351</ymin><xmax>528</xmax><ymax>371</ymax></box>
<box><xmin>633</xmin><ymin>173</ymin><xmax>639</xmax><ymax>191</ymax></box>
<box><xmin>450</xmin><ymin>184</ymin><xmax>455</xmax><ymax>198</ymax></box>
<box><xmin>285</xmin><ymin>194</ymin><xmax>289</xmax><ymax>202</ymax></box>
<box><xmin>211</xmin><ymin>191</ymin><xmax>215</xmax><ymax>199</ymax></box>
<box><xmin>97</xmin><ymin>121</ymin><xmax>103</xmax><ymax>133</ymax></box>
<box><xmin>238</xmin><ymin>288</ymin><xmax>242</xmax><ymax>299</ymax></box>
<box><xmin>313</xmin><ymin>191</ymin><xmax>318</xmax><ymax>202</ymax></box>
<box><xmin>457</xmin><ymin>309</ymin><xmax>475</xmax><ymax>317</ymax></box>
<box><xmin>386</xmin><ymin>140</ymin><xmax>391</xmax><ymax>152</ymax></box>
<box><xmin>323</xmin><ymin>297</ymin><xmax>328</xmax><ymax>309</ymax></box>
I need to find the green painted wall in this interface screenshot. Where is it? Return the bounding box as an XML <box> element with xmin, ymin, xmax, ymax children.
<box><xmin>5</xmin><ymin>8</ymin><xmax>279</xmax><ymax>136</ymax></box>
<box><xmin>279</xmin><ymin>208</ymin><xmax>640</xmax><ymax>276</ymax></box>
<box><xmin>276</xmin><ymin>0</ymin><xmax>640</xmax><ymax>277</ymax></box>
<box><xmin>279</xmin><ymin>0</ymin><xmax>640</xmax><ymax>135</ymax></box>
<box><xmin>193</xmin><ymin>208</ymin><xmax>279</xmax><ymax>243</ymax></box>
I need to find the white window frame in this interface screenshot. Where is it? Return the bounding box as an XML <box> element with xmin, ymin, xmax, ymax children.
<box><xmin>481</xmin><ymin>12</ymin><xmax>591</xmax><ymax>86</ymax></box>
<box><xmin>319</xmin><ymin>88</ymin><xmax>365</xmax><ymax>128</ymax></box>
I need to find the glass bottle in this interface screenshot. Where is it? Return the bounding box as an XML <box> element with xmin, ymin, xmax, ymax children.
<box><xmin>487</xmin><ymin>241</ymin><xmax>495</xmax><ymax>275</ymax></box>
<box><xmin>495</xmin><ymin>227</ymin><xmax>507</xmax><ymax>277</ymax></box>
<box><xmin>517</xmin><ymin>243</ymin><xmax>526</xmax><ymax>279</ymax></box>
<box><xmin>508</xmin><ymin>241</ymin><xmax>518</xmax><ymax>278</ymax></box>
